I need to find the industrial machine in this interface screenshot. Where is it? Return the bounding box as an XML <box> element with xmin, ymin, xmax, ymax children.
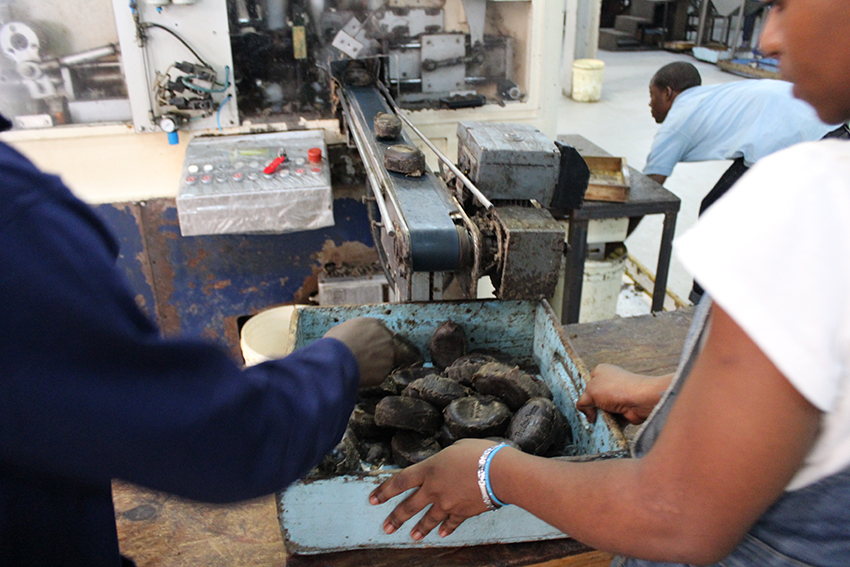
<box><xmin>0</xmin><ymin>13</ymin><xmax>128</xmax><ymax>128</ymax></box>
<box><xmin>333</xmin><ymin>60</ymin><xmax>586</xmax><ymax>301</ymax></box>
<box><xmin>1</xmin><ymin>0</ymin><xmax>561</xmax><ymax>141</ymax></box>
<box><xmin>2</xmin><ymin>0</ymin><xmax>579</xmax><ymax>304</ymax></box>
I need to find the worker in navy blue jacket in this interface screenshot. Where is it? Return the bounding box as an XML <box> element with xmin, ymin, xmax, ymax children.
<box><xmin>0</xmin><ymin>134</ymin><xmax>398</xmax><ymax>567</ymax></box>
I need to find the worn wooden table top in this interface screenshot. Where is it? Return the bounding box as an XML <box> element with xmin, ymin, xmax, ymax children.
<box><xmin>116</xmin><ymin>307</ymin><xmax>695</xmax><ymax>567</ymax></box>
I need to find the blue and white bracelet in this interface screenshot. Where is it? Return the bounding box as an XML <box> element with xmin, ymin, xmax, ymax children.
<box><xmin>477</xmin><ymin>443</ymin><xmax>510</xmax><ymax>511</ymax></box>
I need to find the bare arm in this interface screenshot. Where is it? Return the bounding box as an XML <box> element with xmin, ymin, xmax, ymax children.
<box><xmin>647</xmin><ymin>173</ymin><xmax>667</xmax><ymax>185</ymax></box>
<box><xmin>371</xmin><ymin>304</ymin><xmax>820</xmax><ymax>563</ymax></box>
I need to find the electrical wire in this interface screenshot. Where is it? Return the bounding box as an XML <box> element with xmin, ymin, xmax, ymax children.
<box><xmin>181</xmin><ymin>66</ymin><xmax>231</xmax><ymax>93</ymax></box>
<box><xmin>143</xmin><ymin>22</ymin><xmax>212</xmax><ymax>69</ymax></box>
<box><xmin>217</xmin><ymin>94</ymin><xmax>232</xmax><ymax>131</ymax></box>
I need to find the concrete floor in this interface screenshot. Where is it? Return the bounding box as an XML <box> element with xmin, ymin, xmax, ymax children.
<box><xmin>557</xmin><ymin>49</ymin><xmax>745</xmax><ymax>302</ymax></box>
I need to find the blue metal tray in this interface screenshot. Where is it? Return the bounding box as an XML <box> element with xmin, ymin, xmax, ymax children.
<box><xmin>277</xmin><ymin>299</ymin><xmax>627</xmax><ymax>554</ymax></box>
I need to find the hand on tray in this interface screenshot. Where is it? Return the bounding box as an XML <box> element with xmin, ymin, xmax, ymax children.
<box><xmin>323</xmin><ymin>317</ymin><xmax>395</xmax><ymax>388</ymax></box>
<box><xmin>575</xmin><ymin>364</ymin><xmax>673</xmax><ymax>425</ymax></box>
<box><xmin>369</xmin><ymin>438</ymin><xmax>498</xmax><ymax>540</ymax></box>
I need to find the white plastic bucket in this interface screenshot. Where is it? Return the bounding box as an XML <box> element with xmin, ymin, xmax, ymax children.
<box><xmin>571</xmin><ymin>59</ymin><xmax>605</xmax><ymax>102</ymax></box>
<box><xmin>240</xmin><ymin>305</ymin><xmax>299</xmax><ymax>366</ymax></box>
<box><xmin>580</xmin><ymin>244</ymin><xmax>627</xmax><ymax>323</ymax></box>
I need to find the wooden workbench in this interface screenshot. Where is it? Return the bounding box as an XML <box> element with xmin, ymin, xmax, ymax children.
<box><xmin>115</xmin><ymin>307</ymin><xmax>694</xmax><ymax>566</ymax></box>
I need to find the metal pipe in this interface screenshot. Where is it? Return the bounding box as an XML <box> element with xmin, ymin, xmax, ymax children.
<box><xmin>695</xmin><ymin>0</ymin><xmax>710</xmax><ymax>47</ymax></box>
<box><xmin>58</xmin><ymin>44</ymin><xmax>118</xmax><ymax>67</ymax></box>
<box><xmin>729</xmin><ymin>0</ymin><xmax>747</xmax><ymax>55</ymax></box>
<box><xmin>376</xmin><ymin>81</ymin><xmax>494</xmax><ymax>211</ymax></box>
<box><xmin>265</xmin><ymin>0</ymin><xmax>289</xmax><ymax>30</ymax></box>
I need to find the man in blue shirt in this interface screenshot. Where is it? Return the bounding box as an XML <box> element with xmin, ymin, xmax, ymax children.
<box><xmin>644</xmin><ymin>62</ymin><xmax>839</xmax><ymax>215</ymax></box>
<box><xmin>0</xmin><ymin>128</ymin><xmax>399</xmax><ymax>566</ymax></box>
<box><xmin>644</xmin><ymin>62</ymin><xmax>841</xmax><ymax>301</ymax></box>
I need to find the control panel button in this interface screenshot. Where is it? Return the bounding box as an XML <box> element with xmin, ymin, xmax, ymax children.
<box><xmin>247</xmin><ymin>172</ymin><xmax>259</xmax><ymax>180</ymax></box>
<box><xmin>187</xmin><ymin>164</ymin><xmax>199</xmax><ymax>174</ymax></box>
<box><xmin>308</xmin><ymin>147</ymin><xmax>322</xmax><ymax>163</ymax></box>
<box><xmin>295</xmin><ymin>158</ymin><xmax>305</xmax><ymax>166</ymax></box>
<box><xmin>203</xmin><ymin>164</ymin><xmax>214</xmax><ymax>172</ymax></box>
<box><xmin>295</xmin><ymin>168</ymin><xmax>305</xmax><ymax>176</ymax></box>
<box><xmin>232</xmin><ymin>172</ymin><xmax>244</xmax><ymax>182</ymax></box>
<box><xmin>185</xmin><ymin>175</ymin><xmax>198</xmax><ymax>185</ymax></box>
<box><xmin>201</xmin><ymin>175</ymin><xmax>213</xmax><ymax>184</ymax></box>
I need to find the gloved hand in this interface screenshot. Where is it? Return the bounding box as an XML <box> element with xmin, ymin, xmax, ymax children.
<box><xmin>324</xmin><ymin>317</ymin><xmax>395</xmax><ymax>388</ymax></box>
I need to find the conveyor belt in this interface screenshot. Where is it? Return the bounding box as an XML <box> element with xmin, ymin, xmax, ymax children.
<box><xmin>339</xmin><ymin>83</ymin><xmax>460</xmax><ymax>273</ymax></box>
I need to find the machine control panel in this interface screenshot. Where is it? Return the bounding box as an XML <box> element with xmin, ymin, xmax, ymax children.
<box><xmin>176</xmin><ymin>130</ymin><xmax>334</xmax><ymax>236</ymax></box>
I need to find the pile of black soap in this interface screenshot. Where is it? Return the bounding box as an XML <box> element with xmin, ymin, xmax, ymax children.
<box><xmin>315</xmin><ymin>320</ymin><xmax>573</xmax><ymax>475</ymax></box>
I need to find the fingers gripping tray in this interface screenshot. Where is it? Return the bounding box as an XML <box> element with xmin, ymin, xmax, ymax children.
<box><xmin>277</xmin><ymin>300</ymin><xmax>627</xmax><ymax>554</ymax></box>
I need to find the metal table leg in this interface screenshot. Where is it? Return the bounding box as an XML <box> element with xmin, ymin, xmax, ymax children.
<box><xmin>562</xmin><ymin>216</ymin><xmax>589</xmax><ymax>324</ymax></box>
<box><xmin>651</xmin><ymin>211</ymin><xmax>677</xmax><ymax>312</ymax></box>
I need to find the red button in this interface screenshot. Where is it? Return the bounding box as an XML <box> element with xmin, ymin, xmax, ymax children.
<box><xmin>308</xmin><ymin>147</ymin><xmax>322</xmax><ymax>163</ymax></box>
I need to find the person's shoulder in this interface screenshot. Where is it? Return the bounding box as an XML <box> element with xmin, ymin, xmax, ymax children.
<box><xmin>707</xmin><ymin>79</ymin><xmax>791</xmax><ymax>96</ymax></box>
<box><xmin>740</xmin><ymin>140</ymin><xmax>850</xmax><ymax>199</ymax></box>
<box><xmin>759</xmin><ymin>139</ymin><xmax>850</xmax><ymax>167</ymax></box>
<box><xmin>0</xmin><ymin>141</ymin><xmax>72</xmax><ymax>205</ymax></box>
<box><xmin>0</xmin><ymin>141</ymin><xmax>36</xmax><ymax>172</ymax></box>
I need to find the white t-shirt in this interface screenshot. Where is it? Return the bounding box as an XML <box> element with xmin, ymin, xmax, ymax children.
<box><xmin>675</xmin><ymin>140</ymin><xmax>850</xmax><ymax>491</ymax></box>
<box><xmin>644</xmin><ymin>80</ymin><xmax>836</xmax><ymax>177</ymax></box>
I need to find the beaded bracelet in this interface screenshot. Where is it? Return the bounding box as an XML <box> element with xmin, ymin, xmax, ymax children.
<box><xmin>477</xmin><ymin>443</ymin><xmax>510</xmax><ymax>511</ymax></box>
<box><xmin>484</xmin><ymin>443</ymin><xmax>509</xmax><ymax>508</ymax></box>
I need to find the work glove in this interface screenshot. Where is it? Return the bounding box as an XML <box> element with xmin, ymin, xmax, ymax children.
<box><xmin>324</xmin><ymin>317</ymin><xmax>395</xmax><ymax>388</ymax></box>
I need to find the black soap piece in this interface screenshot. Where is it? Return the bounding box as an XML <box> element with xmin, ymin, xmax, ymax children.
<box><xmin>359</xmin><ymin>374</ymin><xmax>399</xmax><ymax>398</ymax></box>
<box><xmin>389</xmin><ymin>366</ymin><xmax>434</xmax><ymax>392</ymax></box>
<box><xmin>403</xmin><ymin>374</ymin><xmax>470</xmax><ymax>409</ymax></box>
<box><xmin>316</xmin><ymin>428</ymin><xmax>362</xmax><ymax>474</ymax></box>
<box><xmin>374</xmin><ymin>395</ymin><xmax>442</xmax><ymax>435</ymax></box>
<box><xmin>391</xmin><ymin>432</ymin><xmax>441</xmax><ymax>467</ymax></box>
<box><xmin>374</xmin><ymin>112</ymin><xmax>402</xmax><ymax>139</ymax></box>
<box><xmin>436</xmin><ymin>422</ymin><xmax>460</xmax><ymax>448</ymax></box>
<box><xmin>472</xmin><ymin>362</ymin><xmax>545</xmax><ymax>411</ymax></box>
<box><xmin>443</xmin><ymin>395</ymin><xmax>512</xmax><ymax>439</ymax></box>
<box><xmin>392</xmin><ymin>332</ymin><xmax>425</xmax><ymax>369</ymax></box>
<box><xmin>384</xmin><ymin>144</ymin><xmax>426</xmax><ymax>177</ymax></box>
<box><xmin>445</xmin><ymin>352</ymin><xmax>498</xmax><ymax>386</ymax></box>
<box><xmin>469</xmin><ymin>348</ymin><xmax>519</xmax><ymax>367</ymax></box>
<box><xmin>343</xmin><ymin>65</ymin><xmax>374</xmax><ymax>86</ymax></box>
<box><xmin>359</xmin><ymin>438</ymin><xmax>392</xmax><ymax>466</ymax></box>
<box><xmin>507</xmin><ymin>397</ymin><xmax>568</xmax><ymax>456</ymax></box>
<box><xmin>428</xmin><ymin>320</ymin><xmax>467</xmax><ymax>370</ymax></box>
<box><xmin>349</xmin><ymin>404</ymin><xmax>392</xmax><ymax>440</ymax></box>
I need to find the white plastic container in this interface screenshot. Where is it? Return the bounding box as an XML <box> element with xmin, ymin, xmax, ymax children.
<box><xmin>580</xmin><ymin>244</ymin><xmax>627</xmax><ymax>323</ymax></box>
<box><xmin>240</xmin><ymin>305</ymin><xmax>299</xmax><ymax>366</ymax></box>
<box><xmin>571</xmin><ymin>58</ymin><xmax>605</xmax><ymax>102</ymax></box>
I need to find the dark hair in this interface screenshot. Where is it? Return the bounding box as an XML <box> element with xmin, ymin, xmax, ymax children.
<box><xmin>651</xmin><ymin>62</ymin><xmax>702</xmax><ymax>93</ymax></box>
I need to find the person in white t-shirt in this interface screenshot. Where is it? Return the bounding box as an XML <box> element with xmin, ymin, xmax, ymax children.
<box><xmin>367</xmin><ymin>0</ymin><xmax>850</xmax><ymax>565</ymax></box>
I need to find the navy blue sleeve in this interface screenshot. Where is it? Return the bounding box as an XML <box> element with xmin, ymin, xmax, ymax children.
<box><xmin>0</xmin><ymin>143</ymin><xmax>359</xmax><ymax>503</ymax></box>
